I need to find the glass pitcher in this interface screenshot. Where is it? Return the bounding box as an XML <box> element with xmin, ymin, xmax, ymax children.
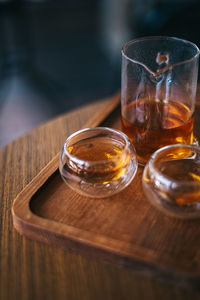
<box><xmin>121</xmin><ymin>36</ymin><xmax>199</xmax><ymax>165</ymax></box>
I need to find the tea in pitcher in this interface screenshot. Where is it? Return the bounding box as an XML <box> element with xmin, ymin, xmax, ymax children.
<box><xmin>121</xmin><ymin>98</ymin><xmax>194</xmax><ymax>163</ymax></box>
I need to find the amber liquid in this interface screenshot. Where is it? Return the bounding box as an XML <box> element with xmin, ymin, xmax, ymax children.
<box><xmin>65</xmin><ymin>137</ymin><xmax>130</xmax><ymax>184</ymax></box>
<box><xmin>157</xmin><ymin>158</ymin><xmax>200</xmax><ymax>205</ymax></box>
<box><xmin>121</xmin><ymin>99</ymin><xmax>194</xmax><ymax>163</ymax></box>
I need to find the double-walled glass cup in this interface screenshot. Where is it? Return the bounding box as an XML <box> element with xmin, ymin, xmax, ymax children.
<box><xmin>142</xmin><ymin>144</ymin><xmax>200</xmax><ymax>219</ymax></box>
<box><xmin>59</xmin><ymin>127</ymin><xmax>138</xmax><ymax>198</ymax></box>
<box><xmin>121</xmin><ymin>36</ymin><xmax>199</xmax><ymax>165</ymax></box>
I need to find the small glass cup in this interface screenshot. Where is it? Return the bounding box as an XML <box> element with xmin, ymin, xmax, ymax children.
<box><xmin>121</xmin><ymin>36</ymin><xmax>200</xmax><ymax>165</ymax></box>
<box><xmin>142</xmin><ymin>144</ymin><xmax>200</xmax><ymax>219</ymax></box>
<box><xmin>59</xmin><ymin>127</ymin><xmax>138</xmax><ymax>198</ymax></box>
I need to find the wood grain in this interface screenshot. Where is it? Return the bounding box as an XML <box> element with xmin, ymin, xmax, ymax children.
<box><xmin>12</xmin><ymin>103</ymin><xmax>200</xmax><ymax>291</ymax></box>
<box><xmin>1</xmin><ymin>92</ymin><xmax>200</xmax><ymax>300</ymax></box>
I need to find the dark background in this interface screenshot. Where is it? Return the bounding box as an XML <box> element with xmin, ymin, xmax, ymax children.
<box><xmin>0</xmin><ymin>0</ymin><xmax>200</xmax><ymax>147</ymax></box>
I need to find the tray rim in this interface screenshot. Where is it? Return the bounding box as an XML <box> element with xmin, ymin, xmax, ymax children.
<box><xmin>12</xmin><ymin>149</ymin><xmax>200</xmax><ymax>290</ymax></box>
<box><xmin>11</xmin><ymin>94</ymin><xmax>200</xmax><ymax>288</ymax></box>
<box><xmin>12</xmin><ymin>163</ymin><xmax>200</xmax><ymax>283</ymax></box>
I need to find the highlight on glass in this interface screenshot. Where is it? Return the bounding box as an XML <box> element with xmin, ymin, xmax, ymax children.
<box><xmin>142</xmin><ymin>144</ymin><xmax>200</xmax><ymax>219</ymax></box>
<box><xmin>121</xmin><ymin>36</ymin><xmax>199</xmax><ymax>165</ymax></box>
<box><xmin>59</xmin><ymin>127</ymin><xmax>138</xmax><ymax>198</ymax></box>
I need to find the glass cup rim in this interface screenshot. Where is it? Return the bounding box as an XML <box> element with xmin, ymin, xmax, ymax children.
<box><xmin>147</xmin><ymin>143</ymin><xmax>200</xmax><ymax>189</ymax></box>
<box><xmin>121</xmin><ymin>36</ymin><xmax>200</xmax><ymax>76</ymax></box>
<box><xmin>63</xmin><ymin>126</ymin><xmax>134</xmax><ymax>166</ymax></box>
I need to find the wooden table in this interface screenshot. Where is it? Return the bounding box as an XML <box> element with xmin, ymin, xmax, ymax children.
<box><xmin>1</xmin><ymin>94</ymin><xmax>200</xmax><ymax>300</ymax></box>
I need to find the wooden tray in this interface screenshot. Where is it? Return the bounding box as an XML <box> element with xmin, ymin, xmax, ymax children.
<box><xmin>12</xmin><ymin>95</ymin><xmax>200</xmax><ymax>290</ymax></box>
